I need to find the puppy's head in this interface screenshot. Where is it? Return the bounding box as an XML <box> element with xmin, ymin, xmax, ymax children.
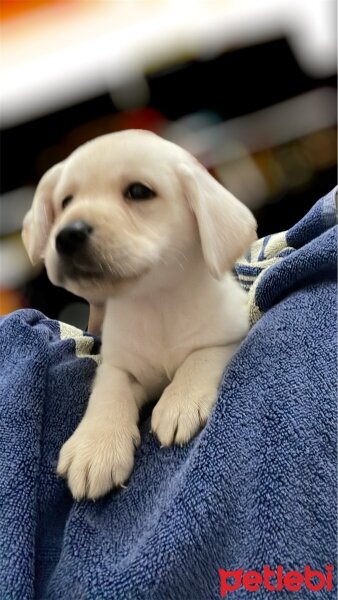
<box><xmin>22</xmin><ymin>130</ymin><xmax>256</xmax><ymax>302</ymax></box>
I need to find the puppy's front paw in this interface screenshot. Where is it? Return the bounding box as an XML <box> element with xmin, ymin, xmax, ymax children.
<box><xmin>151</xmin><ymin>384</ymin><xmax>217</xmax><ymax>447</ymax></box>
<box><xmin>57</xmin><ymin>420</ymin><xmax>140</xmax><ymax>500</ymax></box>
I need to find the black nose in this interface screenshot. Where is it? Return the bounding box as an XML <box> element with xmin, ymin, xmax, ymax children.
<box><xmin>56</xmin><ymin>221</ymin><xmax>93</xmax><ymax>255</ymax></box>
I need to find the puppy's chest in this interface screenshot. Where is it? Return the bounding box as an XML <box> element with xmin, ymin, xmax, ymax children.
<box><xmin>102</xmin><ymin>305</ymin><xmax>210</xmax><ymax>394</ymax></box>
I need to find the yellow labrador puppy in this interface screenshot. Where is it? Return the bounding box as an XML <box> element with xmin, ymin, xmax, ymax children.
<box><xmin>22</xmin><ymin>130</ymin><xmax>256</xmax><ymax>500</ymax></box>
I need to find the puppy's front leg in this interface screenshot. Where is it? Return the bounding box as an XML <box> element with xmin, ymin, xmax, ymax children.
<box><xmin>151</xmin><ymin>344</ymin><xmax>239</xmax><ymax>447</ymax></box>
<box><xmin>57</xmin><ymin>364</ymin><xmax>144</xmax><ymax>500</ymax></box>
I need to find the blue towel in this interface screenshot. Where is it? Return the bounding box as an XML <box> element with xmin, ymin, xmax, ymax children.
<box><xmin>0</xmin><ymin>188</ymin><xmax>336</xmax><ymax>599</ymax></box>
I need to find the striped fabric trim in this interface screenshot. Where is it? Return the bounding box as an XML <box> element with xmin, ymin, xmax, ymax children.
<box><xmin>236</xmin><ymin>231</ymin><xmax>292</xmax><ymax>326</ymax></box>
<box><xmin>59</xmin><ymin>322</ymin><xmax>101</xmax><ymax>364</ymax></box>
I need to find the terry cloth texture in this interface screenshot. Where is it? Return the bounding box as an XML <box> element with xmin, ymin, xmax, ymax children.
<box><xmin>0</xmin><ymin>188</ymin><xmax>337</xmax><ymax>600</ymax></box>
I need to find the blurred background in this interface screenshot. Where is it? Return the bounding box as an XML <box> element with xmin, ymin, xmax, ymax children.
<box><xmin>0</xmin><ymin>0</ymin><xmax>336</xmax><ymax>328</ymax></box>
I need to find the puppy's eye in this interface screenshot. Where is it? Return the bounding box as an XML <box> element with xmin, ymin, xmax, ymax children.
<box><xmin>62</xmin><ymin>195</ymin><xmax>73</xmax><ymax>209</ymax></box>
<box><xmin>124</xmin><ymin>183</ymin><xmax>156</xmax><ymax>201</ymax></box>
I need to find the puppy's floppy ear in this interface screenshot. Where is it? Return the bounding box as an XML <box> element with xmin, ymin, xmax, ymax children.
<box><xmin>22</xmin><ymin>162</ymin><xmax>64</xmax><ymax>265</ymax></box>
<box><xmin>179</xmin><ymin>161</ymin><xmax>257</xmax><ymax>279</ymax></box>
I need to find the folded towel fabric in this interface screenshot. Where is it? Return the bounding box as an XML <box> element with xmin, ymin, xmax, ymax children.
<box><xmin>0</xmin><ymin>188</ymin><xmax>336</xmax><ymax>600</ymax></box>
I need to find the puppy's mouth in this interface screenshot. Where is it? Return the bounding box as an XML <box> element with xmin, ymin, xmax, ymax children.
<box><xmin>61</xmin><ymin>260</ymin><xmax>105</xmax><ymax>281</ymax></box>
<box><xmin>57</xmin><ymin>256</ymin><xmax>147</xmax><ymax>285</ymax></box>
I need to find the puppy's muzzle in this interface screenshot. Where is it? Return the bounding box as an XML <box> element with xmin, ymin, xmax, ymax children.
<box><xmin>56</xmin><ymin>221</ymin><xmax>93</xmax><ymax>256</ymax></box>
<box><xmin>55</xmin><ymin>220</ymin><xmax>100</xmax><ymax>280</ymax></box>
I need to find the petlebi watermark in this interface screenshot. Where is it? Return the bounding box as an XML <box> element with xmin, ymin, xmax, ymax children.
<box><xmin>219</xmin><ymin>565</ymin><xmax>334</xmax><ymax>596</ymax></box>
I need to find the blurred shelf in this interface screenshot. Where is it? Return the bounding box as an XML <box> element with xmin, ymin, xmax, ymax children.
<box><xmin>167</xmin><ymin>88</ymin><xmax>337</xmax><ymax>167</ymax></box>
